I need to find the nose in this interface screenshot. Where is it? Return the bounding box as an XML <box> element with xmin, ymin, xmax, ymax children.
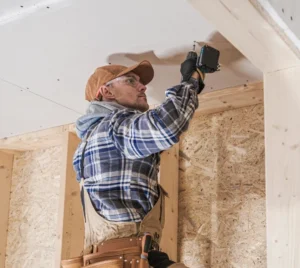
<box><xmin>137</xmin><ymin>83</ymin><xmax>147</xmax><ymax>92</ymax></box>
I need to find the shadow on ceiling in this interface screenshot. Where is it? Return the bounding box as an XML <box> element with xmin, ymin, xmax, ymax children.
<box><xmin>106</xmin><ymin>32</ymin><xmax>260</xmax><ymax>102</ymax></box>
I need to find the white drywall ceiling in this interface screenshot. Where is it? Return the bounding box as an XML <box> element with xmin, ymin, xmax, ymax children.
<box><xmin>0</xmin><ymin>0</ymin><xmax>262</xmax><ymax>138</ymax></box>
<box><xmin>255</xmin><ymin>0</ymin><xmax>300</xmax><ymax>50</ymax></box>
<box><xmin>267</xmin><ymin>0</ymin><xmax>300</xmax><ymax>39</ymax></box>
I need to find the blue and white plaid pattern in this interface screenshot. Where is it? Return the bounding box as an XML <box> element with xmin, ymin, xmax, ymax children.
<box><xmin>73</xmin><ymin>79</ymin><xmax>199</xmax><ymax>222</ymax></box>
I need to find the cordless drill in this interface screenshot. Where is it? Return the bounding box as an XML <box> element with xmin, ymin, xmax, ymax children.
<box><xmin>186</xmin><ymin>41</ymin><xmax>220</xmax><ymax>89</ymax></box>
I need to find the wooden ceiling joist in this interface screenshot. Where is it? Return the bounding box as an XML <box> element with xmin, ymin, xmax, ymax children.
<box><xmin>188</xmin><ymin>0</ymin><xmax>300</xmax><ymax>73</ymax></box>
<box><xmin>196</xmin><ymin>81</ymin><xmax>263</xmax><ymax>117</ymax></box>
<box><xmin>0</xmin><ymin>124</ymin><xmax>75</xmax><ymax>152</ymax></box>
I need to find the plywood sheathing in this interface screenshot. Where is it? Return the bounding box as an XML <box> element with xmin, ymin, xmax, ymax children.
<box><xmin>178</xmin><ymin>104</ymin><xmax>266</xmax><ymax>267</ymax></box>
<box><xmin>5</xmin><ymin>146</ymin><xmax>62</xmax><ymax>268</ymax></box>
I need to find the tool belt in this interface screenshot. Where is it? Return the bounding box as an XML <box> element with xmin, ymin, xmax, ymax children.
<box><xmin>61</xmin><ymin>236</ymin><xmax>155</xmax><ymax>268</ymax></box>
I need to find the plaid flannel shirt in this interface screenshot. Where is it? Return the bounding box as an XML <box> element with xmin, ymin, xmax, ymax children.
<box><xmin>73</xmin><ymin>79</ymin><xmax>199</xmax><ymax>222</ymax></box>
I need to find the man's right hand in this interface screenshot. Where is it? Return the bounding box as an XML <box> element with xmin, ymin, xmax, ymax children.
<box><xmin>180</xmin><ymin>58</ymin><xmax>205</xmax><ymax>94</ymax></box>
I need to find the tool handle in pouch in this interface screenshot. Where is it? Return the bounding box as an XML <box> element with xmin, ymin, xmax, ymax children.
<box><xmin>141</xmin><ymin>233</ymin><xmax>152</xmax><ymax>259</ymax></box>
<box><xmin>139</xmin><ymin>233</ymin><xmax>152</xmax><ymax>267</ymax></box>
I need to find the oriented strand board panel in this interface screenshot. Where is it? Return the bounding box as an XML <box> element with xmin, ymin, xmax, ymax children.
<box><xmin>178</xmin><ymin>104</ymin><xmax>266</xmax><ymax>267</ymax></box>
<box><xmin>264</xmin><ymin>66</ymin><xmax>300</xmax><ymax>268</ymax></box>
<box><xmin>5</xmin><ymin>146</ymin><xmax>62</xmax><ymax>268</ymax></box>
<box><xmin>0</xmin><ymin>151</ymin><xmax>14</xmax><ymax>267</ymax></box>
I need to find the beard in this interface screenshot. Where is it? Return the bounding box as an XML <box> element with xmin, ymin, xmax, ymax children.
<box><xmin>116</xmin><ymin>99</ymin><xmax>149</xmax><ymax>113</ymax></box>
<box><xmin>135</xmin><ymin>102</ymin><xmax>149</xmax><ymax>112</ymax></box>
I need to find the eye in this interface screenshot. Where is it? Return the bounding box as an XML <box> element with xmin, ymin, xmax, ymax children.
<box><xmin>126</xmin><ymin>77</ymin><xmax>136</xmax><ymax>85</ymax></box>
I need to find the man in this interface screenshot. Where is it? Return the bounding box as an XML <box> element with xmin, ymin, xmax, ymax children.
<box><xmin>72</xmin><ymin>58</ymin><xmax>203</xmax><ymax>267</ymax></box>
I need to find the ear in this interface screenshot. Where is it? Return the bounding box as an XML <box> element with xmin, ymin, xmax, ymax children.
<box><xmin>97</xmin><ymin>85</ymin><xmax>115</xmax><ymax>101</ymax></box>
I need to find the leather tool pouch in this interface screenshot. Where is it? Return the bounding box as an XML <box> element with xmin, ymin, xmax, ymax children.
<box><xmin>61</xmin><ymin>242</ymin><xmax>149</xmax><ymax>268</ymax></box>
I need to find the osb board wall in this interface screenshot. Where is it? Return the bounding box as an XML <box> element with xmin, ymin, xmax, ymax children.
<box><xmin>178</xmin><ymin>104</ymin><xmax>266</xmax><ymax>268</ymax></box>
<box><xmin>5</xmin><ymin>146</ymin><xmax>62</xmax><ymax>268</ymax></box>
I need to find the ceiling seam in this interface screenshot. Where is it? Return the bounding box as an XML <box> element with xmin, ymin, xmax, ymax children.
<box><xmin>0</xmin><ymin>77</ymin><xmax>83</xmax><ymax>115</ymax></box>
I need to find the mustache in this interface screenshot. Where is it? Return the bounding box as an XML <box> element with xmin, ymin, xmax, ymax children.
<box><xmin>138</xmin><ymin>94</ymin><xmax>147</xmax><ymax>97</ymax></box>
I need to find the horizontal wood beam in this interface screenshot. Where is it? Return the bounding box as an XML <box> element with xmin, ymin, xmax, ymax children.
<box><xmin>0</xmin><ymin>124</ymin><xmax>75</xmax><ymax>152</ymax></box>
<box><xmin>196</xmin><ymin>81</ymin><xmax>263</xmax><ymax>117</ymax></box>
<box><xmin>0</xmin><ymin>82</ymin><xmax>263</xmax><ymax>151</ymax></box>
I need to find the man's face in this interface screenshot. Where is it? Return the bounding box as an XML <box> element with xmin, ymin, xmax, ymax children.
<box><xmin>107</xmin><ymin>72</ymin><xmax>149</xmax><ymax>112</ymax></box>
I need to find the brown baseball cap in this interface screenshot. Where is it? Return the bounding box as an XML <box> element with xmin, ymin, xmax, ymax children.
<box><xmin>85</xmin><ymin>60</ymin><xmax>154</xmax><ymax>101</ymax></box>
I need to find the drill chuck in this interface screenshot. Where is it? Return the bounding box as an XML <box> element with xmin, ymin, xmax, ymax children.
<box><xmin>186</xmin><ymin>50</ymin><xmax>197</xmax><ymax>60</ymax></box>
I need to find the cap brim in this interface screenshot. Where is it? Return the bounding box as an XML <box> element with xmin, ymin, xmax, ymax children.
<box><xmin>116</xmin><ymin>60</ymin><xmax>154</xmax><ymax>85</ymax></box>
